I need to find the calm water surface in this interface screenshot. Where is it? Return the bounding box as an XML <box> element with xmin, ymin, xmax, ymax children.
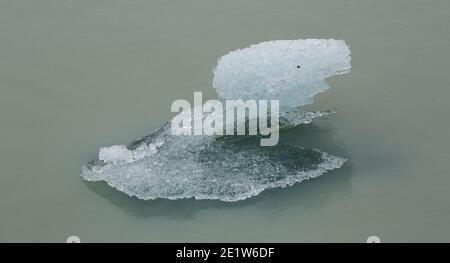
<box><xmin>1</xmin><ymin>0</ymin><xmax>450</xmax><ymax>242</ymax></box>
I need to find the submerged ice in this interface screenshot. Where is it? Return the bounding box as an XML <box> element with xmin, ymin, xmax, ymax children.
<box><xmin>81</xmin><ymin>39</ymin><xmax>351</xmax><ymax>202</ymax></box>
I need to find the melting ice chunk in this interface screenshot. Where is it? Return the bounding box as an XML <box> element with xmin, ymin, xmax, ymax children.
<box><xmin>81</xmin><ymin>39</ymin><xmax>351</xmax><ymax>202</ymax></box>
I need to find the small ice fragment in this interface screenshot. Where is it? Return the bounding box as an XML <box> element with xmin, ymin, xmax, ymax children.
<box><xmin>99</xmin><ymin>145</ymin><xmax>132</xmax><ymax>164</ymax></box>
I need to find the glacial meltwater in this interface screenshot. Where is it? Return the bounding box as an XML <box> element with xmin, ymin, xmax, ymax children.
<box><xmin>1</xmin><ymin>0</ymin><xmax>450</xmax><ymax>242</ymax></box>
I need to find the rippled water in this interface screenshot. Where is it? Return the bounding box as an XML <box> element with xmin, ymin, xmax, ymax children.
<box><xmin>1</xmin><ymin>0</ymin><xmax>450</xmax><ymax>242</ymax></box>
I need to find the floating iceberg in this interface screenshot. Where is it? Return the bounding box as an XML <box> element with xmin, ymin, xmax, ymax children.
<box><xmin>81</xmin><ymin>39</ymin><xmax>351</xmax><ymax>202</ymax></box>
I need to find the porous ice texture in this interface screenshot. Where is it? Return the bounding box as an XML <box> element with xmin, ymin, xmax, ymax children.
<box><xmin>81</xmin><ymin>39</ymin><xmax>351</xmax><ymax>202</ymax></box>
<box><xmin>213</xmin><ymin>39</ymin><xmax>351</xmax><ymax>111</ymax></box>
<box><xmin>82</xmin><ymin>122</ymin><xmax>346</xmax><ymax>202</ymax></box>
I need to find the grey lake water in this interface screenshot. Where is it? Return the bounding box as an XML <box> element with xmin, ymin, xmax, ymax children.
<box><xmin>1</xmin><ymin>0</ymin><xmax>450</xmax><ymax>242</ymax></box>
